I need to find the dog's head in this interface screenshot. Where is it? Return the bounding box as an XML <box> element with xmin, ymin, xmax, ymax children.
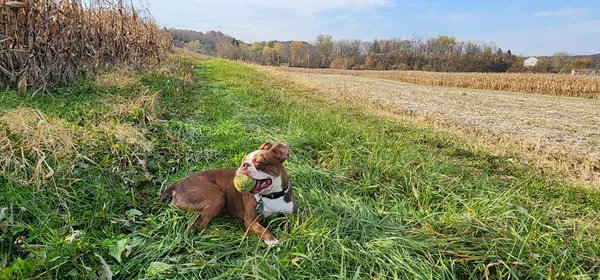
<box><xmin>236</xmin><ymin>142</ymin><xmax>289</xmax><ymax>195</ymax></box>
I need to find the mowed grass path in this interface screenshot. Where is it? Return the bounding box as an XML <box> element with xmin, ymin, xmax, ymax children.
<box><xmin>1</xmin><ymin>56</ymin><xmax>600</xmax><ymax>279</ymax></box>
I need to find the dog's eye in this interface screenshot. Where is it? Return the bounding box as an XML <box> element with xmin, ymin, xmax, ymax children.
<box><xmin>254</xmin><ymin>161</ymin><xmax>264</xmax><ymax>169</ymax></box>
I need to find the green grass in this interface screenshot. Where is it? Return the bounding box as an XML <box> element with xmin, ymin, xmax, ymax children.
<box><xmin>1</xmin><ymin>56</ymin><xmax>600</xmax><ymax>279</ymax></box>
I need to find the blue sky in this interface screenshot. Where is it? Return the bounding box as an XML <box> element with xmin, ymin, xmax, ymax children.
<box><xmin>144</xmin><ymin>0</ymin><xmax>600</xmax><ymax>56</ymax></box>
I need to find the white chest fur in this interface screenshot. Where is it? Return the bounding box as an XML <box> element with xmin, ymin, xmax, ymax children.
<box><xmin>254</xmin><ymin>194</ymin><xmax>294</xmax><ymax>218</ymax></box>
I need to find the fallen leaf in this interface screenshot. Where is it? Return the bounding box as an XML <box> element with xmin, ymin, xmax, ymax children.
<box><xmin>124</xmin><ymin>245</ymin><xmax>133</xmax><ymax>258</ymax></box>
<box><xmin>108</xmin><ymin>238</ymin><xmax>128</xmax><ymax>263</ymax></box>
<box><xmin>65</xmin><ymin>230</ymin><xmax>82</xmax><ymax>243</ymax></box>
<box><xmin>0</xmin><ymin>207</ymin><xmax>7</xmax><ymax>222</ymax></box>
<box><xmin>94</xmin><ymin>253</ymin><xmax>113</xmax><ymax>280</ymax></box>
<box><xmin>499</xmin><ymin>175</ymin><xmax>516</xmax><ymax>181</ymax></box>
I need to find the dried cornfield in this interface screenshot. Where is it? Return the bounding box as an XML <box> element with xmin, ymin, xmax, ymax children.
<box><xmin>278</xmin><ymin>68</ymin><xmax>600</xmax><ymax>99</ymax></box>
<box><xmin>0</xmin><ymin>0</ymin><xmax>172</xmax><ymax>95</ymax></box>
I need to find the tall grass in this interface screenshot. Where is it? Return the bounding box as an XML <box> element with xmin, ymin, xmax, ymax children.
<box><xmin>1</xmin><ymin>56</ymin><xmax>599</xmax><ymax>279</ymax></box>
<box><xmin>278</xmin><ymin>67</ymin><xmax>600</xmax><ymax>99</ymax></box>
<box><xmin>0</xmin><ymin>0</ymin><xmax>172</xmax><ymax>95</ymax></box>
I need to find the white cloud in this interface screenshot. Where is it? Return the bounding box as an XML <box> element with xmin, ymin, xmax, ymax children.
<box><xmin>199</xmin><ymin>0</ymin><xmax>390</xmax><ymax>15</ymax></box>
<box><xmin>532</xmin><ymin>8</ymin><xmax>591</xmax><ymax>17</ymax></box>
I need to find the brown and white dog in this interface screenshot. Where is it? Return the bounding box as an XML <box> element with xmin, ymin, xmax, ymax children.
<box><xmin>160</xmin><ymin>142</ymin><xmax>295</xmax><ymax>246</ymax></box>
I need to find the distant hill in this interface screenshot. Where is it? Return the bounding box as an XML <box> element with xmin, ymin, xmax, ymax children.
<box><xmin>168</xmin><ymin>28</ymin><xmax>243</xmax><ymax>55</ymax></box>
<box><xmin>255</xmin><ymin>40</ymin><xmax>310</xmax><ymax>47</ymax></box>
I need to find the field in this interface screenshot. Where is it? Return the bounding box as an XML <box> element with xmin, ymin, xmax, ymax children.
<box><xmin>276</xmin><ymin>67</ymin><xmax>600</xmax><ymax>99</ymax></box>
<box><xmin>268</xmin><ymin>68</ymin><xmax>600</xmax><ymax>187</ymax></box>
<box><xmin>1</xmin><ymin>55</ymin><xmax>600</xmax><ymax>279</ymax></box>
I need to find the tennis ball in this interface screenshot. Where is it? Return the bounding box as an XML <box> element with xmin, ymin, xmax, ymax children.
<box><xmin>234</xmin><ymin>174</ymin><xmax>256</xmax><ymax>193</ymax></box>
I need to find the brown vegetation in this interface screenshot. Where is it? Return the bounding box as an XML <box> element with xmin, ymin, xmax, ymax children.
<box><xmin>571</xmin><ymin>58</ymin><xmax>597</xmax><ymax>69</ymax></box>
<box><xmin>276</xmin><ymin>67</ymin><xmax>600</xmax><ymax>99</ymax></box>
<box><xmin>0</xmin><ymin>0</ymin><xmax>172</xmax><ymax>95</ymax></box>
<box><xmin>0</xmin><ymin>107</ymin><xmax>75</xmax><ymax>187</ymax></box>
<box><xmin>93</xmin><ymin>69</ymin><xmax>142</xmax><ymax>90</ymax></box>
<box><xmin>103</xmin><ymin>89</ymin><xmax>161</xmax><ymax>125</ymax></box>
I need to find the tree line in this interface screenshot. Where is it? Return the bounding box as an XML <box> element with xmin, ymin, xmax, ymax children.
<box><xmin>171</xmin><ymin>29</ymin><xmax>597</xmax><ymax>73</ymax></box>
<box><xmin>517</xmin><ymin>53</ymin><xmax>597</xmax><ymax>74</ymax></box>
<box><xmin>217</xmin><ymin>35</ymin><xmax>523</xmax><ymax>72</ymax></box>
<box><xmin>169</xmin><ymin>28</ymin><xmax>236</xmax><ymax>56</ymax></box>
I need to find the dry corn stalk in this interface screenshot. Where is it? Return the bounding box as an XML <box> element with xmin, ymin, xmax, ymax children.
<box><xmin>0</xmin><ymin>0</ymin><xmax>172</xmax><ymax>95</ymax></box>
<box><xmin>278</xmin><ymin>68</ymin><xmax>600</xmax><ymax>99</ymax></box>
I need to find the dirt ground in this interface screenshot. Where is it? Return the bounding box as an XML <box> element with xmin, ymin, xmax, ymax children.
<box><xmin>268</xmin><ymin>68</ymin><xmax>600</xmax><ymax>186</ymax></box>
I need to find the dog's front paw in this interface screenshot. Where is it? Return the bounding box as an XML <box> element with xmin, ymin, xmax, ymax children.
<box><xmin>264</xmin><ymin>238</ymin><xmax>279</xmax><ymax>247</ymax></box>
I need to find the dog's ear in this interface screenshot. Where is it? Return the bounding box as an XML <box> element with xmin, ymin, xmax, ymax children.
<box><xmin>270</xmin><ymin>142</ymin><xmax>289</xmax><ymax>162</ymax></box>
<box><xmin>259</xmin><ymin>142</ymin><xmax>273</xmax><ymax>150</ymax></box>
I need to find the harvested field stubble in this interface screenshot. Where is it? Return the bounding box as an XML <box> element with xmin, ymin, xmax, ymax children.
<box><xmin>0</xmin><ymin>0</ymin><xmax>172</xmax><ymax>95</ymax></box>
<box><xmin>278</xmin><ymin>67</ymin><xmax>600</xmax><ymax>99</ymax></box>
<box><xmin>267</xmin><ymin>69</ymin><xmax>600</xmax><ymax>187</ymax></box>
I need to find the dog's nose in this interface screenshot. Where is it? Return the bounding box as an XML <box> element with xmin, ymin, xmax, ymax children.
<box><xmin>242</xmin><ymin>162</ymin><xmax>250</xmax><ymax>169</ymax></box>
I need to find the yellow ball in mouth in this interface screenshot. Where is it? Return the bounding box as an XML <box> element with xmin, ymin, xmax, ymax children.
<box><xmin>234</xmin><ymin>174</ymin><xmax>256</xmax><ymax>193</ymax></box>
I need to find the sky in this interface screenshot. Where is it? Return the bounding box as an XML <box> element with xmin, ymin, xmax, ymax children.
<box><xmin>142</xmin><ymin>0</ymin><xmax>600</xmax><ymax>56</ymax></box>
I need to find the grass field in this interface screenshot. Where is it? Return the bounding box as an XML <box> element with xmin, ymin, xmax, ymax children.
<box><xmin>1</xmin><ymin>55</ymin><xmax>600</xmax><ymax>279</ymax></box>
